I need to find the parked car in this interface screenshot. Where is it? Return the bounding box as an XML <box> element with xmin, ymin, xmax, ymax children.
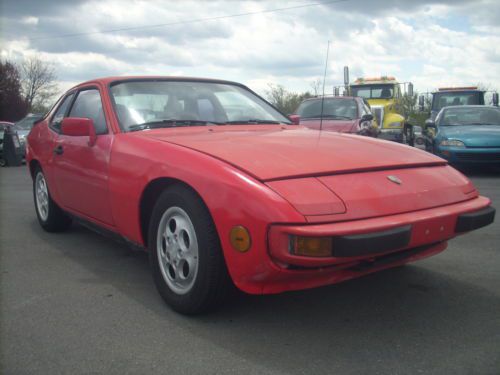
<box><xmin>427</xmin><ymin>105</ymin><xmax>500</xmax><ymax>165</ymax></box>
<box><xmin>0</xmin><ymin>121</ymin><xmax>14</xmax><ymax>166</ymax></box>
<box><xmin>291</xmin><ymin>96</ymin><xmax>379</xmax><ymax>137</ymax></box>
<box><xmin>15</xmin><ymin>114</ymin><xmax>44</xmax><ymax>157</ymax></box>
<box><xmin>27</xmin><ymin>77</ymin><xmax>495</xmax><ymax>314</ymax></box>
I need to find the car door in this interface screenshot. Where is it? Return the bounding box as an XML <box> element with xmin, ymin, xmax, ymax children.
<box><xmin>52</xmin><ymin>86</ymin><xmax>115</xmax><ymax>226</ymax></box>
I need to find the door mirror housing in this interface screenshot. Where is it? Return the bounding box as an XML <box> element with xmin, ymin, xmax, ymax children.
<box><xmin>493</xmin><ymin>92</ymin><xmax>499</xmax><ymax>107</ymax></box>
<box><xmin>61</xmin><ymin>117</ymin><xmax>97</xmax><ymax>146</ymax></box>
<box><xmin>288</xmin><ymin>114</ymin><xmax>301</xmax><ymax>125</ymax></box>
<box><xmin>360</xmin><ymin>114</ymin><xmax>374</xmax><ymax>122</ymax></box>
<box><xmin>425</xmin><ymin>119</ymin><xmax>437</xmax><ymax>130</ymax></box>
<box><xmin>418</xmin><ymin>95</ymin><xmax>425</xmax><ymax>112</ymax></box>
<box><xmin>407</xmin><ymin>82</ymin><xmax>414</xmax><ymax>97</ymax></box>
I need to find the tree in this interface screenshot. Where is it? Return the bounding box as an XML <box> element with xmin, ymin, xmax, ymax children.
<box><xmin>265</xmin><ymin>84</ymin><xmax>312</xmax><ymax>114</ymax></box>
<box><xmin>0</xmin><ymin>60</ymin><xmax>28</xmax><ymax>121</ymax></box>
<box><xmin>20</xmin><ymin>56</ymin><xmax>59</xmax><ymax>113</ymax></box>
<box><xmin>310</xmin><ymin>78</ymin><xmax>323</xmax><ymax>96</ymax></box>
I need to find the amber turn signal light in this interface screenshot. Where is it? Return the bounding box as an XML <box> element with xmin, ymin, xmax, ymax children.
<box><xmin>290</xmin><ymin>236</ymin><xmax>332</xmax><ymax>257</ymax></box>
<box><xmin>230</xmin><ymin>226</ymin><xmax>251</xmax><ymax>252</ymax></box>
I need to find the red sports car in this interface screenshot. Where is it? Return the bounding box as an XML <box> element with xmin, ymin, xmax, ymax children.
<box><xmin>27</xmin><ymin>77</ymin><xmax>495</xmax><ymax>314</ymax></box>
<box><xmin>290</xmin><ymin>96</ymin><xmax>379</xmax><ymax>137</ymax></box>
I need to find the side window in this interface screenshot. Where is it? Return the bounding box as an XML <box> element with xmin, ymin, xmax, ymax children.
<box><xmin>50</xmin><ymin>93</ymin><xmax>74</xmax><ymax>132</ymax></box>
<box><xmin>69</xmin><ymin>89</ymin><xmax>108</xmax><ymax>135</ymax></box>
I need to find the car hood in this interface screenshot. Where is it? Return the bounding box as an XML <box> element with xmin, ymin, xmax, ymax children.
<box><xmin>299</xmin><ymin>119</ymin><xmax>358</xmax><ymax>133</ymax></box>
<box><xmin>141</xmin><ymin>125</ymin><xmax>445</xmax><ymax>181</ymax></box>
<box><xmin>440</xmin><ymin>125</ymin><xmax>500</xmax><ymax>147</ymax></box>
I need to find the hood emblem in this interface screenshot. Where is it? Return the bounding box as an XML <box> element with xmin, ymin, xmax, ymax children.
<box><xmin>387</xmin><ymin>175</ymin><xmax>402</xmax><ymax>185</ymax></box>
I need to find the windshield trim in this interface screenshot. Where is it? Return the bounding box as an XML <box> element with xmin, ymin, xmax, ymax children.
<box><xmin>350</xmin><ymin>84</ymin><xmax>395</xmax><ymax>100</ymax></box>
<box><xmin>108</xmin><ymin>78</ymin><xmax>292</xmax><ymax>133</ymax></box>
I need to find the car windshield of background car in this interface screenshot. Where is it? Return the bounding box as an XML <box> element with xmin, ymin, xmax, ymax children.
<box><xmin>296</xmin><ymin>98</ymin><xmax>358</xmax><ymax>120</ymax></box>
<box><xmin>351</xmin><ymin>85</ymin><xmax>394</xmax><ymax>99</ymax></box>
<box><xmin>440</xmin><ymin>107</ymin><xmax>500</xmax><ymax>126</ymax></box>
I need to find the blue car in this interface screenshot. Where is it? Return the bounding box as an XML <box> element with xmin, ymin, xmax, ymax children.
<box><xmin>428</xmin><ymin>105</ymin><xmax>500</xmax><ymax>165</ymax></box>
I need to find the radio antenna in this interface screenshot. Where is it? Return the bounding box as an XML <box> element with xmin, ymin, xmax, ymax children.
<box><xmin>319</xmin><ymin>40</ymin><xmax>330</xmax><ymax>132</ymax></box>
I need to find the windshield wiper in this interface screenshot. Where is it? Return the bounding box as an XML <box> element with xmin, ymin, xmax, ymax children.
<box><xmin>303</xmin><ymin>114</ymin><xmax>353</xmax><ymax>120</ymax></box>
<box><xmin>223</xmin><ymin>119</ymin><xmax>287</xmax><ymax>125</ymax></box>
<box><xmin>129</xmin><ymin>119</ymin><xmax>224</xmax><ymax>132</ymax></box>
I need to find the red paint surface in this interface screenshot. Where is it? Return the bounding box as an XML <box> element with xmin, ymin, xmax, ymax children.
<box><xmin>26</xmin><ymin>76</ymin><xmax>494</xmax><ymax>295</ymax></box>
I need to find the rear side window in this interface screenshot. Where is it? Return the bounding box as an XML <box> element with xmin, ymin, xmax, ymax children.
<box><xmin>50</xmin><ymin>93</ymin><xmax>74</xmax><ymax>132</ymax></box>
<box><xmin>69</xmin><ymin>89</ymin><xmax>108</xmax><ymax>135</ymax></box>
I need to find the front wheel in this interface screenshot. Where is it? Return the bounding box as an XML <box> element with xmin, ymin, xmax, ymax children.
<box><xmin>33</xmin><ymin>167</ymin><xmax>72</xmax><ymax>232</ymax></box>
<box><xmin>148</xmin><ymin>185</ymin><xmax>232</xmax><ymax>314</ymax></box>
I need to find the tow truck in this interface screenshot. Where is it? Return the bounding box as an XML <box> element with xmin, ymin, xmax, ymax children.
<box><xmin>346</xmin><ymin>76</ymin><xmax>414</xmax><ymax>144</ymax></box>
<box><xmin>418</xmin><ymin>87</ymin><xmax>499</xmax><ymax>151</ymax></box>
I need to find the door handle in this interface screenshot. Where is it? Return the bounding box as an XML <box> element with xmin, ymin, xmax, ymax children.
<box><xmin>54</xmin><ymin>145</ymin><xmax>64</xmax><ymax>155</ymax></box>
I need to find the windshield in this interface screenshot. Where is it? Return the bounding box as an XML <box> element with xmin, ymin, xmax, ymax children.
<box><xmin>438</xmin><ymin>107</ymin><xmax>500</xmax><ymax>126</ymax></box>
<box><xmin>296</xmin><ymin>98</ymin><xmax>358</xmax><ymax>120</ymax></box>
<box><xmin>432</xmin><ymin>92</ymin><xmax>483</xmax><ymax>111</ymax></box>
<box><xmin>109</xmin><ymin>80</ymin><xmax>290</xmax><ymax>132</ymax></box>
<box><xmin>351</xmin><ymin>84</ymin><xmax>394</xmax><ymax>99</ymax></box>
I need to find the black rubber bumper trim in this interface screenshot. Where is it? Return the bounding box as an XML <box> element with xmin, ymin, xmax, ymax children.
<box><xmin>455</xmin><ymin>206</ymin><xmax>496</xmax><ymax>233</ymax></box>
<box><xmin>332</xmin><ymin>225</ymin><xmax>412</xmax><ymax>258</ymax></box>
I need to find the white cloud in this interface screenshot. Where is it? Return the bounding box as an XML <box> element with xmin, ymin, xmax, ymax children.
<box><xmin>21</xmin><ymin>16</ymin><xmax>39</xmax><ymax>25</ymax></box>
<box><xmin>1</xmin><ymin>0</ymin><xmax>499</xmax><ymax>99</ymax></box>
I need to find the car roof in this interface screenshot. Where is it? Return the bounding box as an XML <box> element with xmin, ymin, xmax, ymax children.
<box><xmin>73</xmin><ymin>76</ymin><xmax>247</xmax><ymax>89</ymax></box>
<box><xmin>301</xmin><ymin>96</ymin><xmax>359</xmax><ymax>102</ymax></box>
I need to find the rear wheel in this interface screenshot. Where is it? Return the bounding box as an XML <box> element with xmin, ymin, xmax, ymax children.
<box><xmin>33</xmin><ymin>167</ymin><xmax>72</xmax><ymax>232</ymax></box>
<box><xmin>148</xmin><ymin>185</ymin><xmax>232</xmax><ymax>314</ymax></box>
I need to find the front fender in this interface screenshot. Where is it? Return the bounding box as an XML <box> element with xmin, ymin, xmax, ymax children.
<box><xmin>383</xmin><ymin>113</ymin><xmax>405</xmax><ymax>129</ymax></box>
<box><xmin>108</xmin><ymin>133</ymin><xmax>305</xmax><ymax>293</ymax></box>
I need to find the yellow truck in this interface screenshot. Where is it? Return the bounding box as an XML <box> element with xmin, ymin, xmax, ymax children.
<box><xmin>349</xmin><ymin>76</ymin><xmax>410</xmax><ymax>143</ymax></box>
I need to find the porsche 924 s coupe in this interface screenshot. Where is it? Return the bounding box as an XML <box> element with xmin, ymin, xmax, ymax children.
<box><xmin>26</xmin><ymin>77</ymin><xmax>496</xmax><ymax>314</ymax></box>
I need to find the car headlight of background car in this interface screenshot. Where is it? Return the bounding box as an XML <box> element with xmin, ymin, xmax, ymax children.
<box><xmin>440</xmin><ymin>139</ymin><xmax>465</xmax><ymax>147</ymax></box>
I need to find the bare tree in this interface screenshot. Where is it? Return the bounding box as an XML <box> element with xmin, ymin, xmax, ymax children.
<box><xmin>310</xmin><ymin>78</ymin><xmax>323</xmax><ymax>96</ymax></box>
<box><xmin>20</xmin><ymin>56</ymin><xmax>59</xmax><ymax>112</ymax></box>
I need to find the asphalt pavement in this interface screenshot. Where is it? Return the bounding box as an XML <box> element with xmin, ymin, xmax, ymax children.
<box><xmin>1</xmin><ymin>165</ymin><xmax>499</xmax><ymax>375</ymax></box>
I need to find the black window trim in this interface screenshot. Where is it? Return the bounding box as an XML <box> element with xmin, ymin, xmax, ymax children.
<box><xmin>49</xmin><ymin>91</ymin><xmax>77</xmax><ymax>134</ymax></box>
<box><xmin>67</xmin><ymin>86</ymin><xmax>109</xmax><ymax>135</ymax></box>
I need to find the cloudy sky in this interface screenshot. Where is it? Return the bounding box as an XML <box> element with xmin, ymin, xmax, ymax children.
<box><xmin>1</xmin><ymin>0</ymin><xmax>499</xmax><ymax>98</ymax></box>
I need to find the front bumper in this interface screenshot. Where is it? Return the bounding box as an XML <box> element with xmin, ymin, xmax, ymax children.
<box><xmin>436</xmin><ymin>146</ymin><xmax>500</xmax><ymax>164</ymax></box>
<box><xmin>260</xmin><ymin>196</ymin><xmax>493</xmax><ymax>293</ymax></box>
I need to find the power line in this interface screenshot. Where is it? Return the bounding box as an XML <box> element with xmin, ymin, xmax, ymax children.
<box><xmin>19</xmin><ymin>0</ymin><xmax>350</xmax><ymax>42</ymax></box>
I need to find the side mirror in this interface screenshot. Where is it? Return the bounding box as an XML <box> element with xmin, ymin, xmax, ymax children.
<box><xmin>288</xmin><ymin>114</ymin><xmax>301</xmax><ymax>125</ymax></box>
<box><xmin>418</xmin><ymin>95</ymin><xmax>425</xmax><ymax>112</ymax></box>
<box><xmin>425</xmin><ymin>119</ymin><xmax>436</xmax><ymax>130</ymax></box>
<box><xmin>408</xmin><ymin>82</ymin><xmax>414</xmax><ymax>97</ymax></box>
<box><xmin>493</xmin><ymin>92</ymin><xmax>499</xmax><ymax>107</ymax></box>
<box><xmin>360</xmin><ymin>114</ymin><xmax>374</xmax><ymax>122</ymax></box>
<box><xmin>61</xmin><ymin>117</ymin><xmax>97</xmax><ymax>146</ymax></box>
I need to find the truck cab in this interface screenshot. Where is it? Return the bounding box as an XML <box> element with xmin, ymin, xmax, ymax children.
<box><xmin>429</xmin><ymin>87</ymin><xmax>485</xmax><ymax>121</ymax></box>
<box><xmin>349</xmin><ymin>77</ymin><xmax>407</xmax><ymax>143</ymax></box>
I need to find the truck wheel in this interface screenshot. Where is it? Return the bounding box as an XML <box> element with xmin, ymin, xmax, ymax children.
<box><xmin>148</xmin><ymin>185</ymin><xmax>232</xmax><ymax>314</ymax></box>
<box><xmin>33</xmin><ymin>167</ymin><xmax>72</xmax><ymax>232</ymax></box>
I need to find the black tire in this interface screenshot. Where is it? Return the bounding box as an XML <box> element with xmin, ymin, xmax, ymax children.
<box><xmin>33</xmin><ymin>166</ymin><xmax>72</xmax><ymax>232</ymax></box>
<box><xmin>148</xmin><ymin>184</ymin><xmax>232</xmax><ymax>314</ymax></box>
